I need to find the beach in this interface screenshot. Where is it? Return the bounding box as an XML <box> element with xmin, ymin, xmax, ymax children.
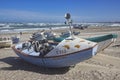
<box><xmin>0</xmin><ymin>27</ymin><xmax>120</xmax><ymax>80</ymax></box>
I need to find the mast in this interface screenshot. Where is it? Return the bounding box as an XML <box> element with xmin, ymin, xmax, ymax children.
<box><xmin>64</xmin><ymin>13</ymin><xmax>74</xmax><ymax>39</ymax></box>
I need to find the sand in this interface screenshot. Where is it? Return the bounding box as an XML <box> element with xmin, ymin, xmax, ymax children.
<box><xmin>0</xmin><ymin>27</ymin><xmax>120</xmax><ymax>80</ymax></box>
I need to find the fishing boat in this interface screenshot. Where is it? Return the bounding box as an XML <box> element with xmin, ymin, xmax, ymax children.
<box><xmin>12</xmin><ymin>13</ymin><xmax>117</xmax><ymax>68</ymax></box>
<box><xmin>73</xmin><ymin>24</ymin><xmax>88</xmax><ymax>30</ymax></box>
<box><xmin>0</xmin><ymin>37</ymin><xmax>12</xmax><ymax>48</ymax></box>
<box><xmin>60</xmin><ymin>31</ymin><xmax>80</xmax><ymax>38</ymax></box>
<box><xmin>11</xmin><ymin>36</ymin><xmax>20</xmax><ymax>44</ymax></box>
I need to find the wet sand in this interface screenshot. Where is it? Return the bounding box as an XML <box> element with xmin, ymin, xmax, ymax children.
<box><xmin>0</xmin><ymin>27</ymin><xmax>120</xmax><ymax>80</ymax></box>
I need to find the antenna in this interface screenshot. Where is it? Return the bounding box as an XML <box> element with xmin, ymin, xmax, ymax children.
<box><xmin>64</xmin><ymin>13</ymin><xmax>74</xmax><ymax>39</ymax></box>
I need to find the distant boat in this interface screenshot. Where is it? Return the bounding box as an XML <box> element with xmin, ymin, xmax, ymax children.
<box><xmin>12</xmin><ymin>13</ymin><xmax>117</xmax><ymax>68</ymax></box>
<box><xmin>60</xmin><ymin>31</ymin><xmax>80</xmax><ymax>38</ymax></box>
<box><xmin>44</xmin><ymin>31</ymin><xmax>56</xmax><ymax>40</ymax></box>
<box><xmin>0</xmin><ymin>37</ymin><xmax>12</xmax><ymax>48</ymax></box>
<box><xmin>73</xmin><ymin>24</ymin><xmax>88</xmax><ymax>30</ymax></box>
<box><xmin>73</xmin><ymin>31</ymin><xmax>80</xmax><ymax>35</ymax></box>
<box><xmin>11</xmin><ymin>36</ymin><xmax>20</xmax><ymax>44</ymax></box>
<box><xmin>60</xmin><ymin>31</ymin><xmax>71</xmax><ymax>38</ymax></box>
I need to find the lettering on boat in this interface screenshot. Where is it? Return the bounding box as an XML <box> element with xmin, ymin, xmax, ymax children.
<box><xmin>56</xmin><ymin>49</ymin><xmax>67</xmax><ymax>55</ymax></box>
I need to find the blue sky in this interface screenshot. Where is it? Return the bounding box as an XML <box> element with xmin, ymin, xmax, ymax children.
<box><xmin>0</xmin><ymin>0</ymin><xmax>120</xmax><ymax>22</ymax></box>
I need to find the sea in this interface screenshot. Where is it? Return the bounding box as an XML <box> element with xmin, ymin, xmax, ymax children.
<box><xmin>0</xmin><ymin>23</ymin><xmax>68</xmax><ymax>34</ymax></box>
<box><xmin>0</xmin><ymin>22</ymin><xmax>120</xmax><ymax>34</ymax></box>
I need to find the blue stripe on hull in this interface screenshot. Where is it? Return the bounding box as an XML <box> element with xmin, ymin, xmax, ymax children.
<box><xmin>15</xmin><ymin>52</ymin><xmax>44</xmax><ymax>66</ymax></box>
<box><xmin>43</xmin><ymin>48</ymin><xmax>93</xmax><ymax>68</ymax></box>
<box><xmin>15</xmin><ymin>48</ymin><xmax>93</xmax><ymax>68</ymax></box>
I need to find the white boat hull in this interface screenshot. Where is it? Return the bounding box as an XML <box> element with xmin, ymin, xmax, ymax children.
<box><xmin>13</xmin><ymin>45</ymin><xmax>97</xmax><ymax>68</ymax></box>
<box><xmin>0</xmin><ymin>40</ymin><xmax>12</xmax><ymax>48</ymax></box>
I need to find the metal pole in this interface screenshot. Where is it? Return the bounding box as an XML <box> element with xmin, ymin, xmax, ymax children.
<box><xmin>65</xmin><ymin>13</ymin><xmax>74</xmax><ymax>39</ymax></box>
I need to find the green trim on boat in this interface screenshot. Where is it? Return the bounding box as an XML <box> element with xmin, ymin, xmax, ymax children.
<box><xmin>53</xmin><ymin>37</ymin><xmax>65</xmax><ymax>42</ymax></box>
<box><xmin>86</xmin><ymin>34</ymin><xmax>118</xmax><ymax>42</ymax></box>
<box><xmin>53</xmin><ymin>34</ymin><xmax>117</xmax><ymax>42</ymax></box>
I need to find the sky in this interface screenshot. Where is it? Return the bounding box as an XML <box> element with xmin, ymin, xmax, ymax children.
<box><xmin>0</xmin><ymin>0</ymin><xmax>120</xmax><ymax>22</ymax></box>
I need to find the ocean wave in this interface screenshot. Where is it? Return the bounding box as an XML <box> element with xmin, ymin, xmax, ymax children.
<box><xmin>0</xmin><ymin>25</ymin><xmax>67</xmax><ymax>34</ymax></box>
